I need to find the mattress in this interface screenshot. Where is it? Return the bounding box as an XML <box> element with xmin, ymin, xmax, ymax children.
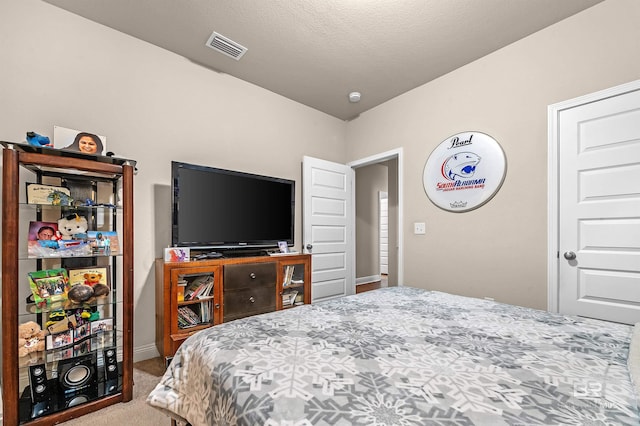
<box><xmin>147</xmin><ymin>286</ymin><xmax>639</xmax><ymax>425</ymax></box>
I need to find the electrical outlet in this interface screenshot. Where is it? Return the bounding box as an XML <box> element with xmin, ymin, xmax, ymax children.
<box><xmin>414</xmin><ymin>222</ymin><xmax>426</xmax><ymax>234</ymax></box>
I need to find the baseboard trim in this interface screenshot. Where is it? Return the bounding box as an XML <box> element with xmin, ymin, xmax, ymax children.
<box><xmin>134</xmin><ymin>343</ymin><xmax>160</xmax><ymax>363</ymax></box>
<box><xmin>356</xmin><ymin>275</ymin><xmax>381</xmax><ymax>285</ymax></box>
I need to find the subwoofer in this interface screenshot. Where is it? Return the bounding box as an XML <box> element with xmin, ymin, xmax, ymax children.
<box><xmin>103</xmin><ymin>347</ymin><xmax>119</xmax><ymax>394</ymax></box>
<box><xmin>62</xmin><ymin>388</ymin><xmax>98</xmax><ymax>408</ymax></box>
<box><xmin>58</xmin><ymin>355</ymin><xmax>95</xmax><ymax>391</ymax></box>
<box><xmin>28</xmin><ymin>364</ymin><xmax>51</xmax><ymax>418</ymax></box>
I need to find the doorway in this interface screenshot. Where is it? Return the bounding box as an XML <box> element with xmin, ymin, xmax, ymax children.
<box><xmin>349</xmin><ymin>148</ymin><xmax>403</xmax><ymax>290</ymax></box>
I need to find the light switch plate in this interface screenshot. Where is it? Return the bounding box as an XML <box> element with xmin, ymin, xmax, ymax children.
<box><xmin>414</xmin><ymin>222</ymin><xmax>426</xmax><ymax>234</ymax></box>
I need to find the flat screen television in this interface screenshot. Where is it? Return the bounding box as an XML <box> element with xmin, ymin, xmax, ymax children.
<box><xmin>171</xmin><ymin>161</ymin><xmax>295</xmax><ymax>250</ymax></box>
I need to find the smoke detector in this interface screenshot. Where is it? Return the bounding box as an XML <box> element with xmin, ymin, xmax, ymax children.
<box><xmin>348</xmin><ymin>92</ymin><xmax>361</xmax><ymax>103</ymax></box>
<box><xmin>205</xmin><ymin>32</ymin><xmax>248</xmax><ymax>60</ymax></box>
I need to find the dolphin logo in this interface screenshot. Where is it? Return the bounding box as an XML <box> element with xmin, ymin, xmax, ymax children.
<box><xmin>441</xmin><ymin>152</ymin><xmax>481</xmax><ymax>180</ymax></box>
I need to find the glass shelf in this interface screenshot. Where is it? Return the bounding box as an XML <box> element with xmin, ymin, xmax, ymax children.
<box><xmin>20</xmin><ymin>252</ymin><xmax>123</xmax><ymax>261</ymax></box>
<box><xmin>19</xmin><ymin>202</ymin><xmax>121</xmax><ymax>211</ymax></box>
<box><xmin>21</xmin><ymin>298</ymin><xmax>123</xmax><ymax>316</ymax></box>
<box><xmin>0</xmin><ymin>141</ymin><xmax>136</xmax><ymax>168</ymax></box>
<box><xmin>18</xmin><ymin>330</ymin><xmax>124</xmax><ymax>376</ymax></box>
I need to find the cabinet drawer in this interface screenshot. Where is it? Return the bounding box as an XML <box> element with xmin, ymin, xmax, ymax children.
<box><xmin>223</xmin><ymin>285</ymin><xmax>276</xmax><ymax>322</ymax></box>
<box><xmin>224</xmin><ymin>262</ymin><xmax>276</xmax><ymax>290</ymax></box>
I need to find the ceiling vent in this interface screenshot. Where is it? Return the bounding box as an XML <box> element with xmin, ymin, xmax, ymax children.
<box><xmin>205</xmin><ymin>32</ymin><xmax>247</xmax><ymax>60</ymax></box>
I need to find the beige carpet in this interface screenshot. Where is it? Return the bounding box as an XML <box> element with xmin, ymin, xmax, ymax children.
<box><xmin>60</xmin><ymin>357</ymin><xmax>172</xmax><ymax>425</ymax></box>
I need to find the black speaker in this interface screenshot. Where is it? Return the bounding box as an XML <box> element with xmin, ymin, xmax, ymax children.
<box><xmin>103</xmin><ymin>347</ymin><xmax>119</xmax><ymax>394</ymax></box>
<box><xmin>57</xmin><ymin>355</ymin><xmax>95</xmax><ymax>392</ymax></box>
<box><xmin>28</xmin><ymin>364</ymin><xmax>51</xmax><ymax>418</ymax></box>
<box><xmin>61</xmin><ymin>387</ymin><xmax>98</xmax><ymax>408</ymax></box>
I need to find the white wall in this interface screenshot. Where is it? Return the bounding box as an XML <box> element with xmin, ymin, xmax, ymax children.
<box><xmin>355</xmin><ymin>164</ymin><xmax>387</xmax><ymax>279</ymax></box>
<box><xmin>0</xmin><ymin>0</ymin><xmax>347</xmax><ymax>361</ymax></box>
<box><xmin>346</xmin><ymin>0</ymin><xmax>640</xmax><ymax>309</ymax></box>
<box><xmin>3</xmin><ymin>0</ymin><xmax>640</xmax><ymax>361</ymax></box>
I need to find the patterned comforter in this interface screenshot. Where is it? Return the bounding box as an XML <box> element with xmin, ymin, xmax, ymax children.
<box><xmin>147</xmin><ymin>287</ymin><xmax>640</xmax><ymax>425</ymax></box>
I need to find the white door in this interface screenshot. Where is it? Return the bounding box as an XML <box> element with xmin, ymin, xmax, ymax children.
<box><xmin>302</xmin><ymin>156</ymin><xmax>354</xmax><ymax>302</ymax></box>
<box><xmin>379</xmin><ymin>191</ymin><xmax>389</xmax><ymax>275</ymax></box>
<box><xmin>555</xmin><ymin>84</ymin><xmax>640</xmax><ymax>325</ymax></box>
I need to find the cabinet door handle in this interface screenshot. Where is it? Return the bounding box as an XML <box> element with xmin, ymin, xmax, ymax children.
<box><xmin>249</xmin><ymin>296</ymin><xmax>255</xmax><ymax>303</ymax></box>
<box><xmin>249</xmin><ymin>272</ymin><xmax>256</xmax><ymax>279</ymax></box>
<box><xmin>214</xmin><ymin>303</ymin><xmax>220</xmax><ymax>309</ymax></box>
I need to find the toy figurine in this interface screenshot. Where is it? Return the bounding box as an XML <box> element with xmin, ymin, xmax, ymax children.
<box><xmin>26</xmin><ymin>131</ymin><xmax>52</xmax><ymax>147</ymax></box>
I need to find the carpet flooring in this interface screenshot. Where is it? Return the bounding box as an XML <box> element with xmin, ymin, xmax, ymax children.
<box><xmin>59</xmin><ymin>357</ymin><xmax>172</xmax><ymax>425</ymax></box>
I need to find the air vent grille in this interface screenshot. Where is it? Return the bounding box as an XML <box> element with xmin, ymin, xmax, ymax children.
<box><xmin>205</xmin><ymin>32</ymin><xmax>247</xmax><ymax>60</ymax></box>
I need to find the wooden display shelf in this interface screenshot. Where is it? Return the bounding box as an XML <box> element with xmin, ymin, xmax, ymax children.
<box><xmin>1</xmin><ymin>142</ymin><xmax>135</xmax><ymax>425</ymax></box>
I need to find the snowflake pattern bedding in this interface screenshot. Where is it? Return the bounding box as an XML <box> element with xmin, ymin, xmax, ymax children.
<box><xmin>147</xmin><ymin>287</ymin><xmax>640</xmax><ymax>425</ymax></box>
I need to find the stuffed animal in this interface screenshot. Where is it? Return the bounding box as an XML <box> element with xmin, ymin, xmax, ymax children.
<box><xmin>18</xmin><ymin>321</ymin><xmax>47</xmax><ymax>358</ymax></box>
<box><xmin>57</xmin><ymin>214</ymin><xmax>88</xmax><ymax>240</ymax></box>
<box><xmin>26</xmin><ymin>131</ymin><xmax>52</xmax><ymax>147</ymax></box>
<box><xmin>84</xmin><ymin>272</ymin><xmax>110</xmax><ymax>298</ymax></box>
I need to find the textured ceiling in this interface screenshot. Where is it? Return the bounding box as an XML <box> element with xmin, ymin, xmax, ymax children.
<box><xmin>44</xmin><ymin>0</ymin><xmax>602</xmax><ymax>121</ymax></box>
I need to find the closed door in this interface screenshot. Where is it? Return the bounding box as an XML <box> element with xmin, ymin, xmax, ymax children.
<box><xmin>302</xmin><ymin>156</ymin><xmax>354</xmax><ymax>302</ymax></box>
<box><xmin>556</xmin><ymin>85</ymin><xmax>640</xmax><ymax>324</ymax></box>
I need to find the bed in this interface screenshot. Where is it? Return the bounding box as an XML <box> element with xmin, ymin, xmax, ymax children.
<box><xmin>147</xmin><ymin>286</ymin><xmax>640</xmax><ymax>425</ymax></box>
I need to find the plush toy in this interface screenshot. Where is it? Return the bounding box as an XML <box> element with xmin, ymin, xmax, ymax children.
<box><xmin>26</xmin><ymin>131</ymin><xmax>52</xmax><ymax>147</ymax></box>
<box><xmin>57</xmin><ymin>214</ymin><xmax>88</xmax><ymax>240</ymax></box>
<box><xmin>84</xmin><ymin>272</ymin><xmax>110</xmax><ymax>298</ymax></box>
<box><xmin>18</xmin><ymin>321</ymin><xmax>47</xmax><ymax>358</ymax></box>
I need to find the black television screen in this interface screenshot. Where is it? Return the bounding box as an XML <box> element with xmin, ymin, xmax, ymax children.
<box><xmin>171</xmin><ymin>161</ymin><xmax>294</xmax><ymax>249</ymax></box>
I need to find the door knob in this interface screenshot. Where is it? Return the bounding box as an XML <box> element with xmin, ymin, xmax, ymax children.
<box><xmin>563</xmin><ymin>251</ymin><xmax>576</xmax><ymax>260</ymax></box>
<box><xmin>306</xmin><ymin>244</ymin><xmax>313</xmax><ymax>252</ymax></box>
<box><xmin>249</xmin><ymin>296</ymin><xmax>255</xmax><ymax>303</ymax></box>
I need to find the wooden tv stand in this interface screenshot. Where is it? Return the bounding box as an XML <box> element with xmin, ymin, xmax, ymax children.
<box><xmin>155</xmin><ymin>253</ymin><xmax>311</xmax><ymax>358</ymax></box>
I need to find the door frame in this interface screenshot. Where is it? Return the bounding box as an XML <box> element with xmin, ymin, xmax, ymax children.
<box><xmin>348</xmin><ymin>148</ymin><xmax>404</xmax><ymax>287</ymax></box>
<box><xmin>547</xmin><ymin>79</ymin><xmax>640</xmax><ymax>312</ymax></box>
<box><xmin>379</xmin><ymin>190</ymin><xmax>389</xmax><ymax>276</ymax></box>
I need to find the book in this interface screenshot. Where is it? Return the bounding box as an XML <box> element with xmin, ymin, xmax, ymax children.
<box><xmin>183</xmin><ymin>275</ymin><xmax>214</xmax><ymax>301</ymax></box>
<box><xmin>283</xmin><ymin>265</ymin><xmax>295</xmax><ymax>287</ymax></box>
<box><xmin>28</xmin><ymin>268</ymin><xmax>70</xmax><ymax>306</ymax></box>
<box><xmin>177</xmin><ymin>306</ymin><xmax>203</xmax><ymax>328</ymax></box>
<box><xmin>195</xmin><ymin>278</ymin><xmax>214</xmax><ymax>299</ymax></box>
<box><xmin>282</xmin><ymin>290</ymin><xmax>298</xmax><ymax>306</ymax></box>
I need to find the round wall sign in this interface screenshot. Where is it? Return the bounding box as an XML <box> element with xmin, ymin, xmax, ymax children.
<box><xmin>422</xmin><ymin>131</ymin><xmax>506</xmax><ymax>212</ymax></box>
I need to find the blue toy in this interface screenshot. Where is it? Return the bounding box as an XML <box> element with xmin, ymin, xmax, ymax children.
<box><xmin>38</xmin><ymin>240</ymin><xmax>60</xmax><ymax>249</ymax></box>
<box><xmin>26</xmin><ymin>131</ymin><xmax>52</xmax><ymax>147</ymax></box>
